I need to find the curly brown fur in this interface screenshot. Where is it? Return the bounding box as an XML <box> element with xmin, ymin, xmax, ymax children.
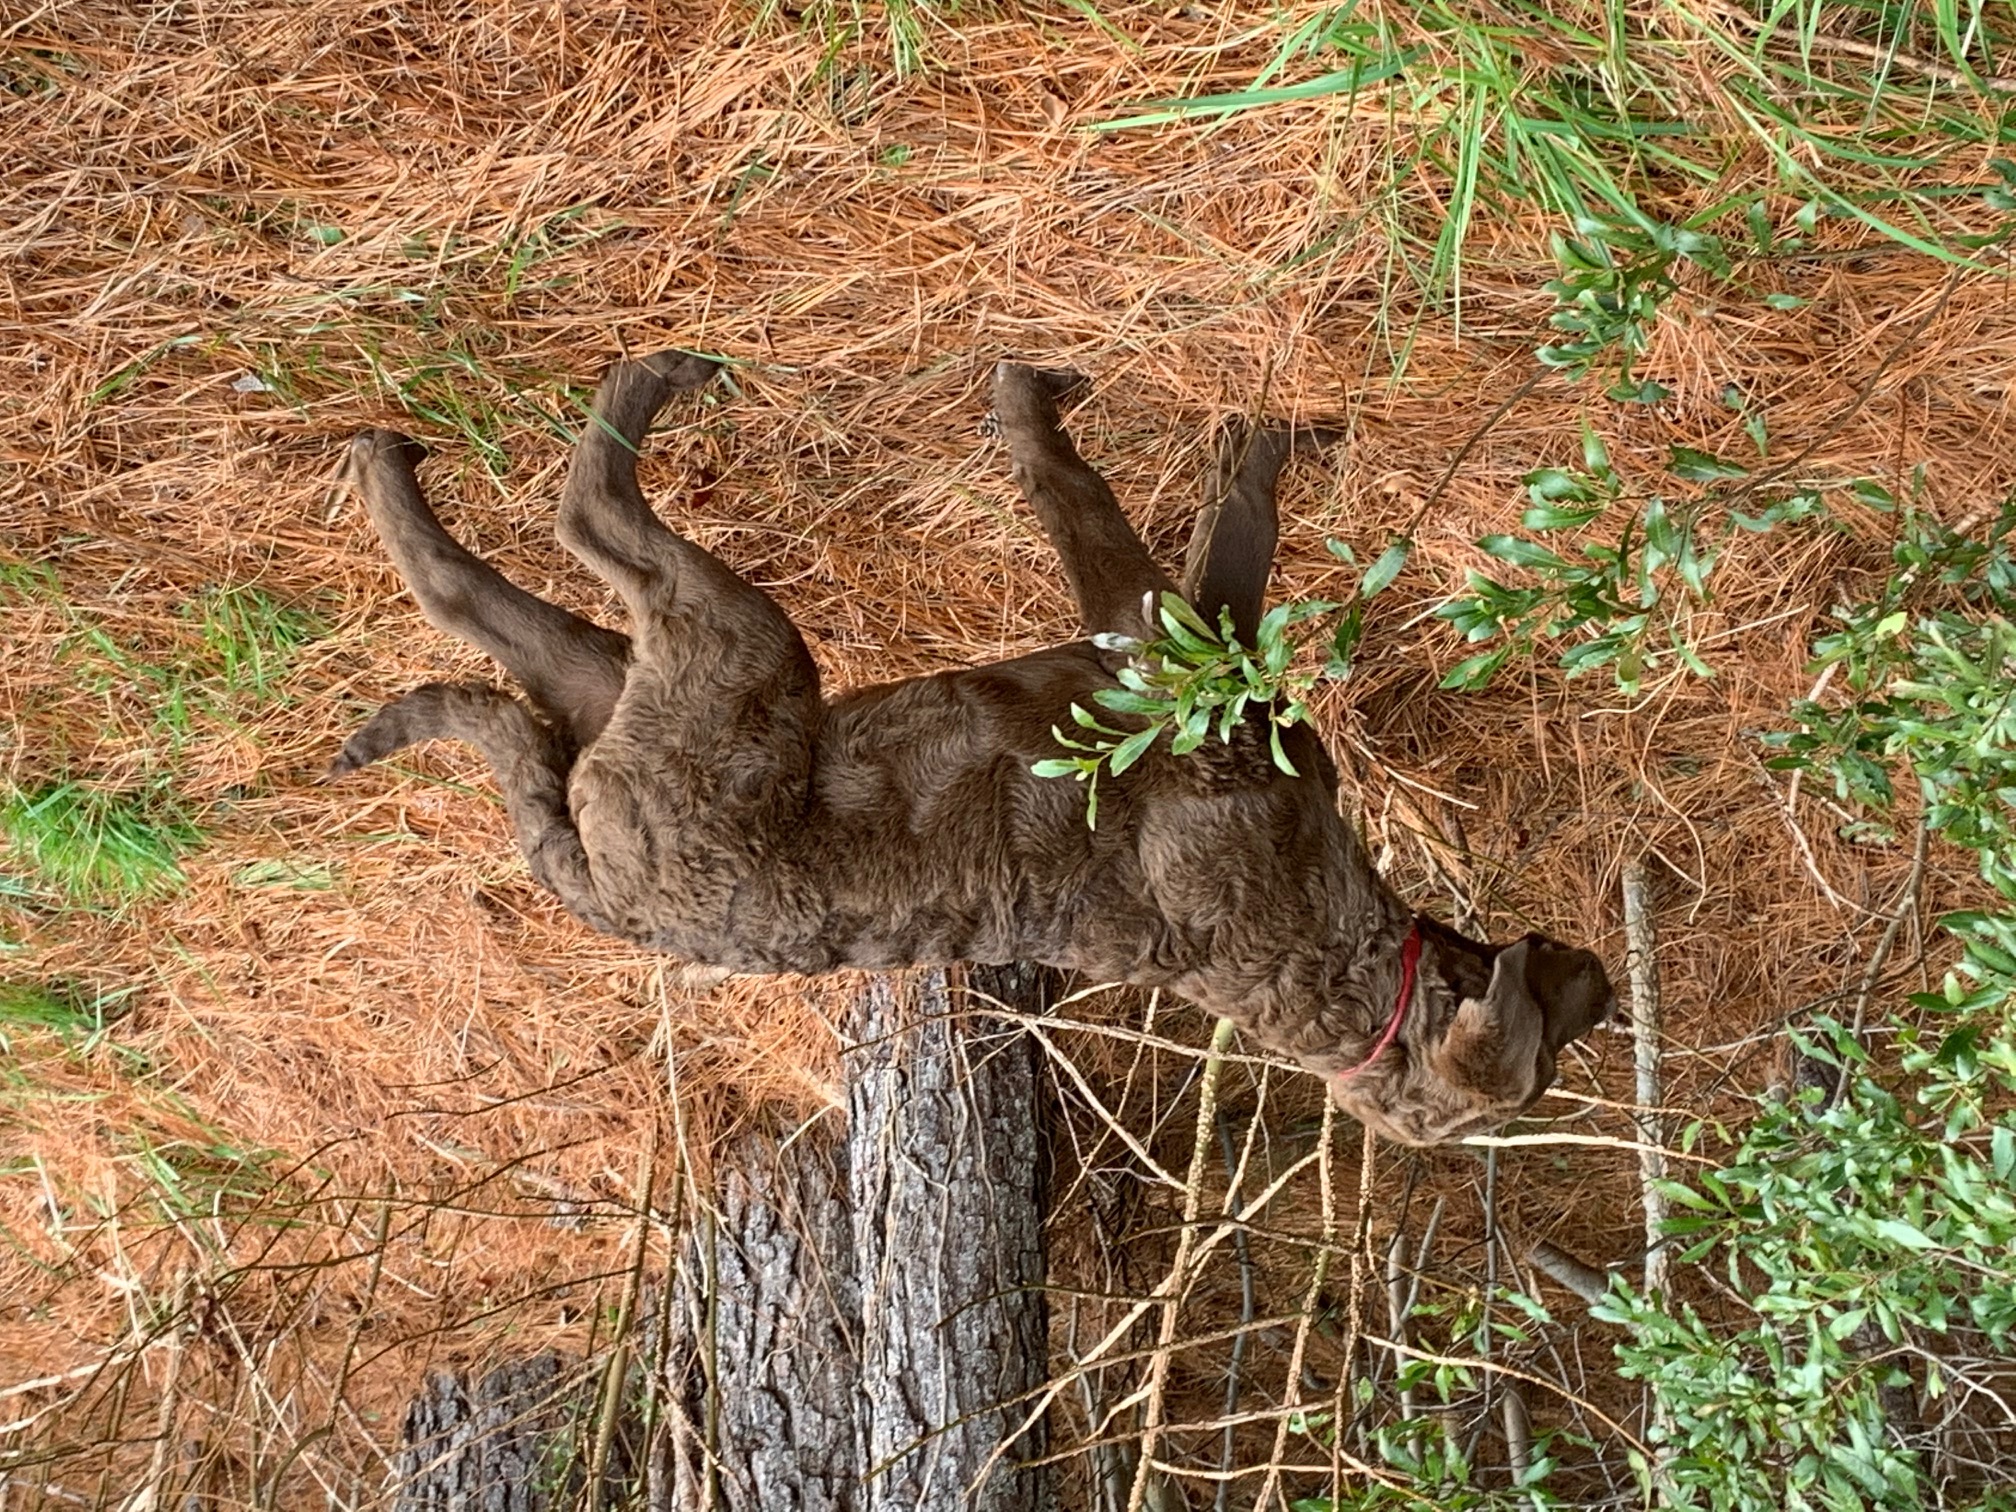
<box><xmin>330</xmin><ymin>354</ymin><xmax>1615</xmax><ymax>1146</ymax></box>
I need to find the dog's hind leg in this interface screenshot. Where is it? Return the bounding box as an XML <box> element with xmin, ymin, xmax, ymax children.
<box><xmin>992</xmin><ymin>362</ymin><xmax>1175</xmax><ymax>642</ymax></box>
<box><xmin>346</xmin><ymin>430</ymin><xmax>633</xmax><ymax>748</ymax></box>
<box><xmin>325</xmin><ymin>682</ymin><xmax>618</xmax><ymax>935</ymax></box>
<box><xmin>554</xmin><ymin>352</ymin><xmax>822</xmax><ymax>869</ymax></box>
<box><xmin>1181</xmin><ymin>421</ymin><xmax>1342</xmax><ymax>646</ymax></box>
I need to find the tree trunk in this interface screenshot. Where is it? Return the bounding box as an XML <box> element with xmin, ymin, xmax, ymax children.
<box><xmin>393</xmin><ymin>964</ymin><xmax>1054</xmax><ymax>1512</ymax></box>
<box><xmin>848</xmin><ymin>963</ymin><xmax>1053</xmax><ymax>1512</ymax></box>
<box><xmin>394</xmin><ymin>1354</ymin><xmax>580</xmax><ymax>1512</ymax></box>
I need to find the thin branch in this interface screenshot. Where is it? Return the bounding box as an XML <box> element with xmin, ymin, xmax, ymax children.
<box><xmin>1718</xmin><ymin>261</ymin><xmax>1969</xmax><ymax>513</ymax></box>
<box><xmin>1844</xmin><ymin>818</ymin><xmax>1932</xmax><ymax>1051</ymax></box>
<box><xmin>1126</xmin><ymin>1018</ymin><xmax>1237</xmax><ymax>1512</ymax></box>
<box><xmin>1623</xmin><ymin>862</ymin><xmax>1669</xmax><ymax>1301</ymax></box>
<box><xmin>1212</xmin><ymin>1112</ymin><xmax>1257</xmax><ymax>1512</ymax></box>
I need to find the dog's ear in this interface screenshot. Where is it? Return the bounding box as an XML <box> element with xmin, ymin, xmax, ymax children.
<box><xmin>1431</xmin><ymin>936</ymin><xmax>1613</xmax><ymax>1096</ymax></box>
<box><xmin>1431</xmin><ymin>936</ymin><xmax>1546</xmax><ymax>1095</ymax></box>
<box><xmin>1330</xmin><ymin>933</ymin><xmax>1614</xmax><ymax>1148</ymax></box>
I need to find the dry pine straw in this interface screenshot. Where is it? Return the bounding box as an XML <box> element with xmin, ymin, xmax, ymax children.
<box><xmin>1</xmin><ymin>0</ymin><xmax>2012</xmax><ymax>1499</ymax></box>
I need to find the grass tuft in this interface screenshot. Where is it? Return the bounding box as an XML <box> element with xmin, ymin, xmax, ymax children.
<box><xmin>0</xmin><ymin>781</ymin><xmax>202</xmax><ymax>910</ymax></box>
<box><xmin>0</xmin><ymin>978</ymin><xmax>131</xmax><ymax>1048</ymax></box>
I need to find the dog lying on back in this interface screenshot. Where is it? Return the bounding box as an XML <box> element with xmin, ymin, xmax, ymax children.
<box><xmin>330</xmin><ymin>355</ymin><xmax>1613</xmax><ymax>1145</ymax></box>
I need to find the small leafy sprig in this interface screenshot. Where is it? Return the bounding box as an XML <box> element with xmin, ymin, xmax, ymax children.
<box><xmin>1764</xmin><ymin>498</ymin><xmax>2016</xmax><ymax>870</ymax></box>
<box><xmin>1034</xmin><ymin>546</ymin><xmax>1407</xmax><ymax>828</ymax></box>
<box><xmin>1436</xmin><ymin>417</ymin><xmax>1829</xmax><ymax>696</ymax></box>
<box><xmin>1539</xmin><ymin>213</ymin><xmax>1732</xmax><ymax>403</ymax></box>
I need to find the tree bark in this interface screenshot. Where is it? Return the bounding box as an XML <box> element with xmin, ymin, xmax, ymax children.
<box><xmin>393</xmin><ymin>963</ymin><xmax>1054</xmax><ymax>1512</ymax></box>
<box><xmin>848</xmin><ymin>963</ymin><xmax>1052</xmax><ymax>1512</ymax></box>
<box><xmin>394</xmin><ymin>1354</ymin><xmax>580</xmax><ymax>1512</ymax></box>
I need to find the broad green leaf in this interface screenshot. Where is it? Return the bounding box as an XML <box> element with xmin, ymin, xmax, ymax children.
<box><xmin>1522</xmin><ymin>502</ymin><xmax>1605</xmax><ymax>531</ymax></box>
<box><xmin>1869</xmin><ymin>1217</ymin><xmax>1936</xmax><ymax>1252</ymax></box>
<box><xmin>1255</xmin><ymin>601</ymin><xmax>1292</xmax><ymax>649</ymax></box>
<box><xmin>1440</xmin><ymin>645</ymin><xmax>1511</xmax><ymax>690</ymax></box>
<box><xmin>1268</xmin><ymin>721</ymin><xmax>1299</xmax><ymax>776</ymax></box>
<box><xmin>1581</xmin><ymin>420</ymin><xmax>1611</xmax><ymax>476</ymax></box>
<box><xmin>1668</xmin><ymin>446</ymin><xmax>1748</xmax><ymax>482</ymax></box>
<box><xmin>1360</xmin><ymin>540</ymin><xmax>1409</xmax><ymax>597</ymax></box>
<box><xmin>1641</xmin><ymin>499</ymin><xmax>1679</xmax><ymax>569</ymax></box>
<box><xmin>1105</xmin><ymin>724</ymin><xmax>1161</xmax><ymax>777</ymax></box>
<box><xmin>1479</xmin><ymin>535</ymin><xmax>1569</xmax><ymax>571</ymax></box>
<box><xmin>1525</xmin><ymin>467</ymin><xmax>1591</xmax><ymax>503</ymax></box>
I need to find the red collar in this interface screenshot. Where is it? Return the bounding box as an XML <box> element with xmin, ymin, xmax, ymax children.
<box><xmin>1332</xmin><ymin>921</ymin><xmax>1420</xmax><ymax>1085</ymax></box>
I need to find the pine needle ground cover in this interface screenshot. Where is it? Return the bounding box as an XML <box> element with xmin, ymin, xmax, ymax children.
<box><xmin>5</xmin><ymin>1</ymin><xmax>2016</xmax><ymax>1505</ymax></box>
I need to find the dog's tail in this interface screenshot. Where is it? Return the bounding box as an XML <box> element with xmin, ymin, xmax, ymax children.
<box><xmin>326</xmin><ymin>683</ymin><xmax>617</xmax><ymax>935</ymax></box>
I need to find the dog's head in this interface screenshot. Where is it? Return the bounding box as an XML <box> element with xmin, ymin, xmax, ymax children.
<box><xmin>1326</xmin><ymin>922</ymin><xmax>1614</xmax><ymax>1147</ymax></box>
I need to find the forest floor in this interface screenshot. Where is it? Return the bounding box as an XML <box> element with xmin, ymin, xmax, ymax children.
<box><xmin>4</xmin><ymin>0</ymin><xmax>2011</xmax><ymax>1505</ymax></box>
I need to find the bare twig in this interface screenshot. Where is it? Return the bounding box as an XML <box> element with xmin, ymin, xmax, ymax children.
<box><xmin>1251</xmin><ymin>1101</ymin><xmax>1343</xmax><ymax>1512</ymax></box>
<box><xmin>1718</xmin><ymin>261</ymin><xmax>1970</xmax><ymax>513</ymax></box>
<box><xmin>1385</xmin><ymin>1226</ymin><xmax>1417</xmax><ymax>1426</ymax></box>
<box><xmin>1500</xmin><ymin>1386</ymin><xmax>1532</xmax><ymax>1482</ymax></box>
<box><xmin>1363</xmin><ymin>1339</ymin><xmax>1654</xmax><ymax>1458</ymax></box>
<box><xmin>584</xmin><ymin>1135</ymin><xmax>657</xmax><ymax>1504</ymax></box>
<box><xmin>123</xmin><ymin>1272</ymin><xmax>189</xmax><ymax>1512</ymax></box>
<box><xmin>1407</xmin><ymin>369</ymin><xmax>1551</xmax><ymax>539</ymax></box>
<box><xmin>1623</xmin><ymin>862</ymin><xmax>1668</xmax><ymax>1302</ymax></box>
<box><xmin>1126</xmin><ymin>1017</ymin><xmax>1237</xmax><ymax>1512</ymax></box>
<box><xmin>1213</xmin><ymin>1111</ymin><xmax>1257</xmax><ymax>1512</ymax></box>
<box><xmin>1844</xmin><ymin>818</ymin><xmax>1932</xmax><ymax>1051</ymax></box>
<box><xmin>1458</xmin><ymin>1130</ymin><xmax>1708</xmax><ymax>1161</ymax></box>
<box><xmin>1623</xmin><ymin>860</ymin><xmax>1678</xmax><ymax>1496</ymax></box>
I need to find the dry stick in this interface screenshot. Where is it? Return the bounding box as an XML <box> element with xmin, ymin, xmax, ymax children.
<box><xmin>1459</xmin><ymin>1129</ymin><xmax>1708</xmax><ymax>1161</ymax></box>
<box><xmin>1623</xmin><ymin>862</ymin><xmax>1668</xmax><ymax>1299</ymax></box>
<box><xmin>1251</xmin><ymin>1103</ymin><xmax>1344</xmax><ymax>1512</ymax></box>
<box><xmin>1718</xmin><ymin>261</ymin><xmax>1969</xmax><ymax>516</ymax></box>
<box><xmin>1500</xmin><ymin>1381</ymin><xmax>1533</xmax><ymax>1485</ymax></box>
<box><xmin>1385</xmin><ymin>1194</ymin><xmax>1444</xmax><ymax>1463</ymax></box>
<box><xmin>993</xmin><ymin>1137</ymin><xmax>1334</xmax><ymax>1475</ymax></box>
<box><xmin>1695</xmin><ymin>0</ymin><xmax>2016</xmax><ymax>95</ymax></box>
<box><xmin>638</xmin><ymin>1108</ymin><xmax>689</xmax><ymax>1512</ymax></box>
<box><xmin>322</xmin><ymin>1187</ymin><xmax>392</xmax><ymax>1440</ymax></box>
<box><xmin>653</xmin><ymin>976</ymin><xmax>722</xmax><ymax>1512</ymax></box>
<box><xmin>1525</xmin><ymin>1239</ymin><xmax>1613</xmax><ymax>1307</ymax></box>
<box><xmin>1796</xmin><ymin>31</ymin><xmax>2016</xmax><ymax>91</ymax></box>
<box><xmin>1073</xmin><ymin>1328</ymin><xmax>1131</xmax><ymax>1512</ymax></box>
<box><xmin>1291</xmin><ymin>366</ymin><xmax>1551</xmax><ymax>665</ymax></box>
<box><xmin>1475</xmin><ymin>1148</ymin><xmax>1534</xmax><ymax>1484</ymax></box>
<box><xmin>1333</xmin><ymin>1119</ymin><xmax>1380</xmax><ymax>1499</ymax></box>
<box><xmin>1461</xmin><ymin>1137</ymin><xmax>1617</xmax><ymax>1309</ymax></box>
<box><xmin>1364</xmin><ymin>1340</ymin><xmax>1654</xmax><ymax>1459</ymax></box>
<box><xmin>1845</xmin><ymin>818</ymin><xmax>1933</xmax><ymax>1052</ymax></box>
<box><xmin>1385</xmin><ymin>1228</ymin><xmax>1416</xmax><ymax>1431</ymax></box>
<box><xmin>135</xmin><ymin>1271</ymin><xmax>190</xmax><ymax>1512</ymax></box>
<box><xmin>1622</xmin><ymin>860</ymin><xmax>1676</xmax><ymax>1496</ymax></box>
<box><xmin>1489</xmin><ymin>1213</ymin><xmax>1541</xmax><ymax>1480</ymax></box>
<box><xmin>1126</xmin><ymin>1016</ymin><xmax>1237</xmax><ymax>1512</ymax></box>
<box><xmin>1771</xmin><ymin>667</ymin><xmax>1879</xmax><ymax>918</ymax></box>
<box><xmin>584</xmin><ymin>1134</ymin><xmax>657</xmax><ymax>1507</ymax></box>
<box><xmin>1212</xmin><ymin>1111</ymin><xmax>1257</xmax><ymax>1512</ymax></box>
<box><xmin>1409</xmin><ymin>368</ymin><xmax>1551</xmax><ymax>539</ymax></box>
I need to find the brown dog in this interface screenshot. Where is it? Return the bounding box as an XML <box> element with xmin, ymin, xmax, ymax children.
<box><xmin>331</xmin><ymin>355</ymin><xmax>1613</xmax><ymax>1145</ymax></box>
